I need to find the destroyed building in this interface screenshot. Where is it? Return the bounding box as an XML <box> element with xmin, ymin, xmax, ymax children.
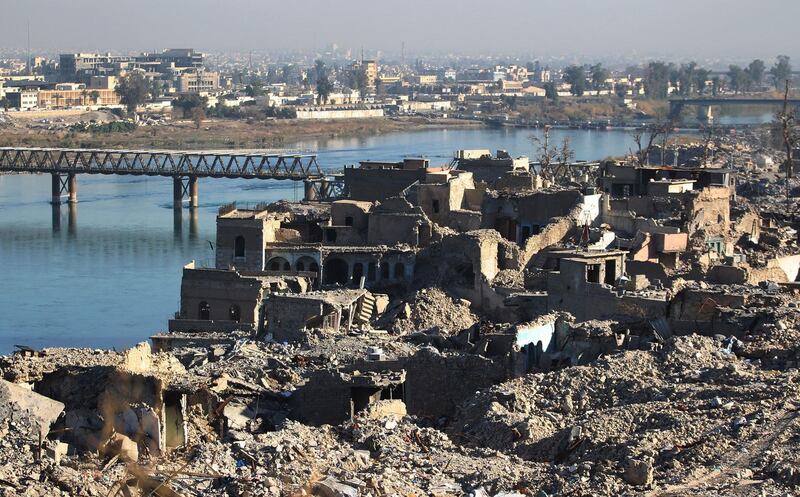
<box><xmin>3</xmin><ymin>133</ymin><xmax>800</xmax><ymax>497</ymax></box>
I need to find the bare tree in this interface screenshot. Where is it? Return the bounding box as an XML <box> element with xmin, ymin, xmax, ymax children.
<box><xmin>530</xmin><ymin>126</ymin><xmax>558</xmax><ymax>180</ymax></box>
<box><xmin>530</xmin><ymin>128</ymin><xmax>576</xmax><ymax>183</ymax></box>
<box><xmin>553</xmin><ymin>137</ymin><xmax>576</xmax><ymax>180</ymax></box>
<box><xmin>630</xmin><ymin>118</ymin><xmax>675</xmax><ymax>166</ymax></box>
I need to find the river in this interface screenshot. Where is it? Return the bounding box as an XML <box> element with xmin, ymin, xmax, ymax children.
<box><xmin>1</xmin><ymin>127</ymin><xmax>643</xmax><ymax>352</ymax></box>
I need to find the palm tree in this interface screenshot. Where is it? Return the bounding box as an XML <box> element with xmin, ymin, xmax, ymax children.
<box><xmin>90</xmin><ymin>90</ymin><xmax>101</xmax><ymax>106</ymax></box>
<box><xmin>81</xmin><ymin>88</ymin><xmax>89</xmax><ymax>106</ymax></box>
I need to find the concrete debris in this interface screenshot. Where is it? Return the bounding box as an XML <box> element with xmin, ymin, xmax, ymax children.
<box><xmin>384</xmin><ymin>287</ymin><xmax>479</xmax><ymax>335</ymax></box>
<box><xmin>0</xmin><ymin>379</ymin><xmax>64</xmax><ymax>440</ymax></box>
<box><xmin>3</xmin><ymin>128</ymin><xmax>800</xmax><ymax>496</ymax></box>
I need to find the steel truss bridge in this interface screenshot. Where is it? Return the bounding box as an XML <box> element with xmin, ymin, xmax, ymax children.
<box><xmin>0</xmin><ymin>147</ymin><xmax>330</xmax><ymax>207</ymax></box>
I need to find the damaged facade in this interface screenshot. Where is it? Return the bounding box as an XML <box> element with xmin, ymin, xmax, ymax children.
<box><xmin>3</xmin><ymin>130</ymin><xmax>800</xmax><ymax>497</ymax></box>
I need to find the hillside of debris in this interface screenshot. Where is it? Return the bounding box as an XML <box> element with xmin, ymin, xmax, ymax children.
<box><xmin>450</xmin><ymin>335</ymin><xmax>800</xmax><ymax>496</ymax></box>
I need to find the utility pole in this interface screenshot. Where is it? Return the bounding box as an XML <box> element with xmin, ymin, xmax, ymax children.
<box><xmin>26</xmin><ymin>19</ymin><xmax>31</xmax><ymax>76</ymax></box>
<box><xmin>779</xmin><ymin>79</ymin><xmax>795</xmax><ymax>202</ymax></box>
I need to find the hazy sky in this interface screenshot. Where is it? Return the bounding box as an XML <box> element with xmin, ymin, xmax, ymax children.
<box><xmin>2</xmin><ymin>0</ymin><xmax>798</xmax><ymax>60</ymax></box>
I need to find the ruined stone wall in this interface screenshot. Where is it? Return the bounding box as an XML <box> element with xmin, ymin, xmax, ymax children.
<box><xmin>180</xmin><ymin>268</ymin><xmax>264</xmax><ymax>324</ymax></box>
<box><xmin>344</xmin><ymin>168</ymin><xmax>426</xmax><ymax>201</ymax></box>
<box><xmin>291</xmin><ymin>350</ymin><xmax>510</xmax><ymax>425</ymax></box>
<box><xmin>330</xmin><ymin>201</ymin><xmax>371</xmax><ymax>231</ymax></box>
<box><xmin>772</xmin><ymin>254</ymin><xmax>800</xmax><ymax>282</ymax></box>
<box><xmin>446</xmin><ymin>210</ymin><xmax>482</xmax><ymax>232</ymax></box>
<box><xmin>669</xmin><ymin>288</ymin><xmax>748</xmax><ymax>322</ymax></box>
<box><xmin>417</xmin><ymin>183</ymin><xmax>452</xmax><ymax>227</ymax></box>
<box><xmin>684</xmin><ymin>187</ymin><xmax>731</xmax><ymax>237</ymax></box>
<box><xmin>518</xmin><ymin>205</ymin><xmax>581</xmax><ymax>269</ymax></box>
<box><xmin>367</xmin><ymin>213</ymin><xmax>421</xmax><ymax>246</ymax></box>
<box><xmin>265</xmin><ymin>297</ymin><xmax>326</xmax><ymax>342</ymax></box>
<box><xmin>482</xmin><ymin>190</ymin><xmax>581</xmax><ymax>234</ymax></box>
<box><xmin>216</xmin><ymin>217</ymin><xmax>275</xmax><ymax>271</ymax></box>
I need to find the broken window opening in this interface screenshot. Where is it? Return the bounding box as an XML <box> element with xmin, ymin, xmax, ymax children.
<box><xmin>234</xmin><ymin>235</ymin><xmax>245</xmax><ymax>258</ymax></box>
<box><xmin>324</xmin><ymin>258</ymin><xmax>349</xmax><ymax>285</ymax></box>
<box><xmin>494</xmin><ymin>217</ymin><xmax>518</xmax><ymax>242</ymax></box>
<box><xmin>394</xmin><ymin>263</ymin><xmax>405</xmax><ymax>280</ymax></box>
<box><xmin>163</xmin><ymin>391</ymin><xmax>186</xmax><ymax>448</ymax></box>
<box><xmin>604</xmin><ymin>259</ymin><xmax>617</xmax><ymax>286</ymax></box>
<box><xmin>380</xmin><ymin>262</ymin><xmax>390</xmax><ymax>280</ymax></box>
<box><xmin>454</xmin><ymin>262</ymin><xmax>476</xmax><ymax>287</ymax></box>
<box><xmin>586</xmin><ymin>264</ymin><xmax>601</xmax><ymax>283</ymax></box>
<box><xmin>352</xmin><ymin>262</ymin><xmax>364</xmax><ymax>283</ymax></box>
<box><xmin>229</xmin><ymin>304</ymin><xmax>241</xmax><ymax>322</ymax></box>
<box><xmin>432</xmin><ymin>199</ymin><xmax>440</xmax><ymax>214</ymax></box>
<box><xmin>519</xmin><ymin>225</ymin><xmax>532</xmax><ymax>244</ymax></box>
<box><xmin>198</xmin><ymin>301</ymin><xmax>211</xmax><ymax>320</ymax></box>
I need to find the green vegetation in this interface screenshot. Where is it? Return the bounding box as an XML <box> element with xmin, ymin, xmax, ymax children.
<box><xmin>68</xmin><ymin>121</ymin><xmax>137</xmax><ymax>133</ymax></box>
<box><xmin>348</xmin><ymin>65</ymin><xmax>368</xmax><ymax>97</ymax></box>
<box><xmin>115</xmin><ymin>73</ymin><xmax>150</xmax><ymax>114</ymax></box>
<box><xmin>770</xmin><ymin>55</ymin><xmax>792</xmax><ymax>89</ymax></box>
<box><xmin>314</xmin><ymin>59</ymin><xmax>333</xmax><ymax>104</ymax></box>
<box><xmin>515</xmin><ymin>98</ymin><xmax>637</xmax><ymax>123</ymax></box>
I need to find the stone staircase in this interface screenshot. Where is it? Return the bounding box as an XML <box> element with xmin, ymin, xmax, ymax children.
<box><xmin>356</xmin><ymin>292</ymin><xmax>376</xmax><ymax>324</ymax></box>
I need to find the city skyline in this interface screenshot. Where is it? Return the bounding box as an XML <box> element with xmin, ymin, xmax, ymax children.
<box><xmin>1</xmin><ymin>0</ymin><xmax>799</xmax><ymax>60</ymax></box>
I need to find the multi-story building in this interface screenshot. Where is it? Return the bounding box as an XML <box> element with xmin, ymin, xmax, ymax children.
<box><xmin>176</xmin><ymin>71</ymin><xmax>219</xmax><ymax>94</ymax></box>
<box><xmin>416</xmin><ymin>74</ymin><xmax>438</xmax><ymax>85</ymax></box>
<box><xmin>38</xmin><ymin>87</ymin><xmax>120</xmax><ymax>108</ymax></box>
<box><xmin>59</xmin><ymin>49</ymin><xmax>205</xmax><ymax>82</ymax></box>
<box><xmin>5</xmin><ymin>89</ymin><xmax>38</xmax><ymax>110</ymax></box>
<box><xmin>361</xmin><ymin>59</ymin><xmax>378</xmax><ymax>88</ymax></box>
<box><xmin>59</xmin><ymin>53</ymin><xmax>131</xmax><ymax>81</ymax></box>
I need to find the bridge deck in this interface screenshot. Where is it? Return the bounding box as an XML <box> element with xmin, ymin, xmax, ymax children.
<box><xmin>669</xmin><ymin>98</ymin><xmax>800</xmax><ymax>105</ymax></box>
<box><xmin>0</xmin><ymin>147</ymin><xmax>323</xmax><ymax>180</ymax></box>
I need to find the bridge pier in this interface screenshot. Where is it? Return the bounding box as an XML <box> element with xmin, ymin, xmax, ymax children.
<box><xmin>51</xmin><ymin>173</ymin><xmax>77</xmax><ymax>204</ymax></box>
<box><xmin>189</xmin><ymin>177</ymin><xmax>198</xmax><ymax>208</ymax></box>
<box><xmin>698</xmin><ymin>105</ymin><xmax>714</xmax><ymax>122</ymax></box>
<box><xmin>173</xmin><ymin>176</ymin><xmax>199</xmax><ymax>209</ymax></box>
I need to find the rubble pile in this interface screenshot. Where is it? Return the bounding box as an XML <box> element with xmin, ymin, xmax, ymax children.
<box><xmin>451</xmin><ymin>335</ymin><xmax>800</xmax><ymax>495</ymax></box>
<box><xmin>384</xmin><ymin>287</ymin><xmax>479</xmax><ymax>335</ymax></box>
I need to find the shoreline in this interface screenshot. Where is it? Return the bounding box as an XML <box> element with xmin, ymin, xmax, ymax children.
<box><xmin>0</xmin><ymin>115</ymin><xmax>484</xmax><ymax>150</ymax></box>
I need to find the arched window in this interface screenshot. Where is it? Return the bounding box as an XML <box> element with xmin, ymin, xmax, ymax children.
<box><xmin>198</xmin><ymin>301</ymin><xmax>211</xmax><ymax>320</ymax></box>
<box><xmin>309</xmin><ymin>262</ymin><xmax>320</xmax><ymax>273</ymax></box>
<box><xmin>394</xmin><ymin>263</ymin><xmax>405</xmax><ymax>279</ymax></box>
<box><xmin>229</xmin><ymin>304</ymin><xmax>241</xmax><ymax>323</ymax></box>
<box><xmin>267</xmin><ymin>257</ymin><xmax>291</xmax><ymax>271</ymax></box>
<box><xmin>296</xmin><ymin>256</ymin><xmax>317</xmax><ymax>273</ymax></box>
<box><xmin>234</xmin><ymin>236</ymin><xmax>245</xmax><ymax>258</ymax></box>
